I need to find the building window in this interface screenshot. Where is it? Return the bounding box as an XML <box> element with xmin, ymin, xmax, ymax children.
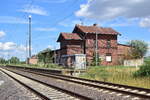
<box><xmin>106</xmin><ymin>53</ymin><xmax>112</xmax><ymax>62</ymax></box>
<box><xmin>107</xmin><ymin>39</ymin><xmax>111</xmax><ymax>48</ymax></box>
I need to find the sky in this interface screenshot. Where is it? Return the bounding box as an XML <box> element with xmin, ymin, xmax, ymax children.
<box><xmin>0</xmin><ymin>0</ymin><xmax>150</xmax><ymax>60</ymax></box>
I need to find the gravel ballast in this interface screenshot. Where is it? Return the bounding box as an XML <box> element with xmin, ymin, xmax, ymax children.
<box><xmin>0</xmin><ymin>69</ymin><xmax>42</xmax><ymax>100</ymax></box>
<box><xmin>2</xmin><ymin>67</ymin><xmax>143</xmax><ymax>100</ymax></box>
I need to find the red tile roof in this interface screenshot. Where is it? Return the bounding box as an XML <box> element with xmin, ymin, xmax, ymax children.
<box><xmin>62</xmin><ymin>33</ymin><xmax>82</xmax><ymax>40</ymax></box>
<box><xmin>57</xmin><ymin>33</ymin><xmax>82</xmax><ymax>42</ymax></box>
<box><xmin>76</xmin><ymin>24</ymin><xmax>120</xmax><ymax>35</ymax></box>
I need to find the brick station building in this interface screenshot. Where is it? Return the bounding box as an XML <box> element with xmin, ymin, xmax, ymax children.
<box><xmin>56</xmin><ymin>24</ymin><xmax>130</xmax><ymax>66</ymax></box>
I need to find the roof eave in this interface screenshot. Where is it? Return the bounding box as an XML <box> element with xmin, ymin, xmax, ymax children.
<box><xmin>85</xmin><ymin>32</ymin><xmax>119</xmax><ymax>35</ymax></box>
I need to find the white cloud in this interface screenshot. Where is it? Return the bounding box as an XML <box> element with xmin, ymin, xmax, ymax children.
<box><xmin>0</xmin><ymin>42</ymin><xmax>26</xmax><ymax>51</ymax></box>
<box><xmin>48</xmin><ymin>45</ymin><xmax>59</xmax><ymax>50</ymax></box>
<box><xmin>34</xmin><ymin>27</ymin><xmax>58</xmax><ymax>31</ymax></box>
<box><xmin>0</xmin><ymin>16</ymin><xmax>28</xmax><ymax>24</ymax></box>
<box><xmin>0</xmin><ymin>31</ymin><xmax>5</xmax><ymax>38</ymax></box>
<box><xmin>0</xmin><ymin>42</ymin><xmax>27</xmax><ymax>60</ymax></box>
<box><xmin>20</xmin><ymin>5</ymin><xmax>48</xmax><ymax>16</ymax></box>
<box><xmin>139</xmin><ymin>17</ymin><xmax>150</xmax><ymax>28</ymax></box>
<box><xmin>75</xmin><ymin>0</ymin><xmax>150</xmax><ymax>21</ymax></box>
<box><xmin>0</xmin><ymin>42</ymin><xmax>16</xmax><ymax>51</ymax></box>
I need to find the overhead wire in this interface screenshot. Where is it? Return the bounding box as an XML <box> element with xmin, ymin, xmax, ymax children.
<box><xmin>34</xmin><ymin>0</ymin><xmax>80</xmax><ymax>38</ymax></box>
<box><xmin>49</xmin><ymin>0</ymin><xmax>80</xmax><ymax>27</ymax></box>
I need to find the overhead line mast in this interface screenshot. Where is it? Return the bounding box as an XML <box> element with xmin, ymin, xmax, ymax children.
<box><xmin>29</xmin><ymin>15</ymin><xmax>32</xmax><ymax>58</ymax></box>
<box><xmin>96</xmin><ymin>29</ymin><xmax>98</xmax><ymax>66</ymax></box>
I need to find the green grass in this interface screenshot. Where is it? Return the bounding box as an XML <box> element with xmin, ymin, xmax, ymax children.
<box><xmin>80</xmin><ymin>66</ymin><xmax>150</xmax><ymax>89</ymax></box>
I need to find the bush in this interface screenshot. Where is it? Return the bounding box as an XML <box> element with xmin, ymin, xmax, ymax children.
<box><xmin>91</xmin><ymin>53</ymin><xmax>101</xmax><ymax>66</ymax></box>
<box><xmin>144</xmin><ymin>57</ymin><xmax>150</xmax><ymax>65</ymax></box>
<box><xmin>133</xmin><ymin>62</ymin><xmax>150</xmax><ymax>77</ymax></box>
<box><xmin>85</xmin><ymin>66</ymin><xmax>110</xmax><ymax>81</ymax></box>
<box><xmin>96</xmin><ymin>69</ymin><xmax>109</xmax><ymax>82</ymax></box>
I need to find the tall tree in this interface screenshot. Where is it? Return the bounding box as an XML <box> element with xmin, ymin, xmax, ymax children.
<box><xmin>9</xmin><ymin>56</ymin><xmax>20</xmax><ymax>64</ymax></box>
<box><xmin>37</xmin><ymin>48</ymin><xmax>53</xmax><ymax>65</ymax></box>
<box><xmin>127</xmin><ymin>40</ymin><xmax>148</xmax><ymax>59</ymax></box>
<box><xmin>0</xmin><ymin>57</ymin><xmax>6</xmax><ymax>64</ymax></box>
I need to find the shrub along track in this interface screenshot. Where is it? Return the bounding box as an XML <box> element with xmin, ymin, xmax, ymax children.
<box><xmin>2</xmin><ymin>66</ymin><xmax>150</xmax><ymax>100</ymax></box>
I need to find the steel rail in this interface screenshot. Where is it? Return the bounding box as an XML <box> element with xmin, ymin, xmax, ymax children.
<box><xmin>3</xmin><ymin>67</ymin><xmax>150</xmax><ymax>99</ymax></box>
<box><xmin>1</xmin><ymin>68</ymin><xmax>92</xmax><ymax>100</ymax></box>
<box><xmin>7</xmin><ymin>66</ymin><xmax>150</xmax><ymax>92</ymax></box>
<box><xmin>0</xmin><ymin>69</ymin><xmax>50</xmax><ymax>100</ymax></box>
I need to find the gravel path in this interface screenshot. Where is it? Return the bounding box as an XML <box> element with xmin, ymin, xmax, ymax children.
<box><xmin>0</xmin><ymin>70</ymin><xmax>42</xmax><ymax>100</ymax></box>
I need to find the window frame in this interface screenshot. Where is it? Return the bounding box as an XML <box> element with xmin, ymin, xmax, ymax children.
<box><xmin>107</xmin><ymin>39</ymin><xmax>111</xmax><ymax>49</ymax></box>
<box><xmin>106</xmin><ymin>53</ymin><xmax>112</xmax><ymax>62</ymax></box>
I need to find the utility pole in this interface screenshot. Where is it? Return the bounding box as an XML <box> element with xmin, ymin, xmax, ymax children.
<box><xmin>94</xmin><ymin>23</ymin><xmax>98</xmax><ymax>66</ymax></box>
<box><xmin>95</xmin><ymin>31</ymin><xmax>98</xmax><ymax>66</ymax></box>
<box><xmin>29</xmin><ymin>15</ymin><xmax>32</xmax><ymax>58</ymax></box>
<box><xmin>54</xmin><ymin>46</ymin><xmax>56</xmax><ymax>64</ymax></box>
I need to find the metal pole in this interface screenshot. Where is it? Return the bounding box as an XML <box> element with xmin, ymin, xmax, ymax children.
<box><xmin>26</xmin><ymin>32</ymin><xmax>28</xmax><ymax>65</ymax></box>
<box><xmin>95</xmin><ymin>32</ymin><xmax>98</xmax><ymax>66</ymax></box>
<box><xmin>54</xmin><ymin>51</ymin><xmax>56</xmax><ymax>64</ymax></box>
<box><xmin>29</xmin><ymin>15</ymin><xmax>32</xmax><ymax>58</ymax></box>
<box><xmin>54</xmin><ymin>46</ymin><xmax>56</xmax><ymax>64</ymax></box>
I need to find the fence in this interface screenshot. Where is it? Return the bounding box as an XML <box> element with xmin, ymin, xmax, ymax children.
<box><xmin>124</xmin><ymin>58</ymin><xmax>144</xmax><ymax>67</ymax></box>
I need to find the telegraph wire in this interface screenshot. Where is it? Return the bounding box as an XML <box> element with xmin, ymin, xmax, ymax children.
<box><xmin>49</xmin><ymin>0</ymin><xmax>79</xmax><ymax>27</ymax></box>
<box><xmin>34</xmin><ymin>0</ymin><xmax>80</xmax><ymax>38</ymax></box>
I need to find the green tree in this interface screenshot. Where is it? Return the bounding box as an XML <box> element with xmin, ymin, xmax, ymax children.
<box><xmin>37</xmin><ymin>52</ymin><xmax>45</xmax><ymax>63</ymax></box>
<box><xmin>9</xmin><ymin>56</ymin><xmax>20</xmax><ymax>64</ymax></box>
<box><xmin>37</xmin><ymin>48</ymin><xmax>53</xmax><ymax>65</ymax></box>
<box><xmin>127</xmin><ymin>40</ymin><xmax>148</xmax><ymax>59</ymax></box>
<box><xmin>0</xmin><ymin>57</ymin><xmax>6</xmax><ymax>64</ymax></box>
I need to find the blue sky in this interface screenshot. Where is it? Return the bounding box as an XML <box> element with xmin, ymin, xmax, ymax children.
<box><xmin>0</xmin><ymin>0</ymin><xmax>150</xmax><ymax>60</ymax></box>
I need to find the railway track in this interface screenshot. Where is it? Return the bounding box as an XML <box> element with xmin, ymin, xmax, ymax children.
<box><xmin>2</xmin><ymin>66</ymin><xmax>150</xmax><ymax>100</ymax></box>
<box><xmin>0</xmin><ymin>68</ymin><xmax>89</xmax><ymax>100</ymax></box>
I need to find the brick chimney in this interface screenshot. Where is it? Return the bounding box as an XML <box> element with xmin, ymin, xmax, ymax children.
<box><xmin>93</xmin><ymin>23</ymin><xmax>98</xmax><ymax>26</ymax></box>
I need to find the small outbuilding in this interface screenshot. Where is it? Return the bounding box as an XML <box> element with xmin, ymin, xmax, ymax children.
<box><xmin>60</xmin><ymin>54</ymin><xmax>86</xmax><ymax>69</ymax></box>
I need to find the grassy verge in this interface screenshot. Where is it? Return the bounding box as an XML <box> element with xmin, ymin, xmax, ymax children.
<box><xmin>80</xmin><ymin>66</ymin><xmax>150</xmax><ymax>88</ymax></box>
<box><xmin>2</xmin><ymin>63</ymin><xmax>65</xmax><ymax>70</ymax></box>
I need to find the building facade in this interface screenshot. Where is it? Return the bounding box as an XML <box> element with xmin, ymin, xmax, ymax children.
<box><xmin>29</xmin><ymin>55</ymin><xmax>38</xmax><ymax>64</ymax></box>
<box><xmin>56</xmin><ymin>24</ymin><xmax>130</xmax><ymax>66</ymax></box>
